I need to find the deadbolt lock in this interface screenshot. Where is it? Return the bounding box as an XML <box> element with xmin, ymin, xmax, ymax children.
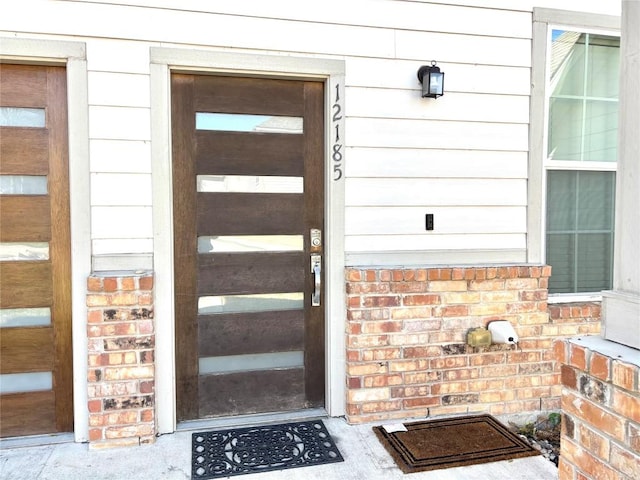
<box><xmin>310</xmin><ymin>228</ymin><xmax>322</xmax><ymax>251</ymax></box>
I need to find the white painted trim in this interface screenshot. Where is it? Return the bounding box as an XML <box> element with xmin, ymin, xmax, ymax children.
<box><xmin>347</xmin><ymin>249</ymin><xmax>527</xmax><ymax>267</ymax></box>
<box><xmin>0</xmin><ymin>38</ymin><xmax>85</xmax><ymax>64</ymax></box>
<box><xmin>92</xmin><ymin>254</ymin><xmax>153</xmax><ymax>272</ymax></box>
<box><xmin>603</xmin><ymin>0</ymin><xmax>640</xmax><ymax>350</ymax></box>
<box><xmin>545</xmin><ymin>161</ymin><xmax>617</xmax><ymax>172</ymax></box>
<box><xmin>527</xmin><ymin>19</ymin><xmax>548</xmax><ymax>265</ymax></box>
<box><xmin>602</xmin><ymin>291</ymin><xmax>640</xmax><ymax>350</ymax></box>
<box><xmin>325</xmin><ymin>71</ymin><xmax>346</xmax><ymax>420</ymax></box>
<box><xmin>547</xmin><ymin>293</ymin><xmax>602</xmax><ymax>304</ymax></box>
<box><xmin>150</xmin><ymin>47</ymin><xmax>346</xmax><ymax>434</ymax></box>
<box><xmin>533</xmin><ymin>8</ymin><xmax>620</xmax><ymax>29</ymax></box>
<box><xmin>176</xmin><ymin>408</ymin><xmax>327</xmax><ymax>433</ymax></box>
<box><xmin>149</xmin><ymin>59</ymin><xmax>175</xmax><ymax>435</ymax></box>
<box><xmin>67</xmin><ymin>54</ymin><xmax>92</xmax><ymax>444</ymax></box>
<box><xmin>0</xmin><ymin>37</ymin><xmax>91</xmax><ymax>443</ymax></box>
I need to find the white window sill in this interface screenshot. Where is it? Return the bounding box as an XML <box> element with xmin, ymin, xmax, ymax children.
<box><xmin>548</xmin><ymin>293</ymin><xmax>602</xmax><ymax>304</ymax></box>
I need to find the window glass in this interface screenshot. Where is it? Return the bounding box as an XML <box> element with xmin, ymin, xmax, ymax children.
<box><xmin>546</xmin><ymin>233</ymin><xmax>575</xmax><ymax>293</ymax></box>
<box><xmin>551</xmin><ymin>31</ymin><xmax>585</xmax><ymax>97</ymax></box>
<box><xmin>576</xmin><ymin>171</ymin><xmax>615</xmax><ymax>230</ymax></box>
<box><xmin>545</xmin><ymin>29</ymin><xmax>619</xmax><ymax>295</ymax></box>
<box><xmin>197</xmin><ymin>175</ymin><xmax>303</xmax><ymax>193</ymax></box>
<box><xmin>198</xmin><ymin>235</ymin><xmax>303</xmax><ymax>253</ymax></box>
<box><xmin>0</xmin><ymin>107</ymin><xmax>45</xmax><ymax>128</ymax></box>
<box><xmin>195</xmin><ymin>113</ymin><xmax>303</xmax><ymax>134</ymax></box>
<box><xmin>0</xmin><ymin>175</ymin><xmax>48</xmax><ymax>195</ymax></box>
<box><xmin>586</xmin><ymin>35</ymin><xmax>620</xmax><ymax>98</ymax></box>
<box><xmin>547</xmin><ymin>31</ymin><xmax>619</xmax><ymax>163</ymax></box>
<box><xmin>0</xmin><ymin>372</ymin><xmax>52</xmax><ymax>394</ymax></box>
<box><xmin>547</xmin><ymin>171</ymin><xmax>576</xmax><ymax>231</ymax></box>
<box><xmin>0</xmin><ymin>308</ymin><xmax>51</xmax><ymax>327</ymax></box>
<box><xmin>546</xmin><ymin>171</ymin><xmax>615</xmax><ymax>293</ymax></box>
<box><xmin>199</xmin><ymin>351</ymin><xmax>304</xmax><ymax>375</ymax></box>
<box><xmin>198</xmin><ymin>292</ymin><xmax>303</xmax><ymax>315</ymax></box>
<box><xmin>0</xmin><ymin>242</ymin><xmax>49</xmax><ymax>261</ymax></box>
<box><xmin>548</xmin><ymin>98</ymin><xmax>582</xmax><ymax>161</ymax></box>
<box><xmin>576</xmin><ymin>233</ymin><xmax>612</xmax><ymax>292</ymax></box>
<box><xmin>583</xmin><ymin>100</ymin><xmax>618</xmax><ymax>162</ymax></box>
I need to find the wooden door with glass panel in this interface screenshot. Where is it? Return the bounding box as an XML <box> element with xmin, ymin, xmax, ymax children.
<box><xmin>0</xmin><ymin>64</ymin><xmax>73</xmax><ymax>437</ymax></box>
<box><xmin>172</xmin><ymin>74</ymin><xmax>325</xmax><ymax>420</ymax></box>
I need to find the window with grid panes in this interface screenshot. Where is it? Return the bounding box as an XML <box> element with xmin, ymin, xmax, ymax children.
<box><xmin>545</xmin><ymin>30</ymin><xmax>619</xmax><ymax>294</ymax></box>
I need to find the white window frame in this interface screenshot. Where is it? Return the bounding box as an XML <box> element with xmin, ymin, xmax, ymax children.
<box><xmin>529</xmin><ymin>9</ymin><xmax>620</xmax><ymax>303</ymax></box>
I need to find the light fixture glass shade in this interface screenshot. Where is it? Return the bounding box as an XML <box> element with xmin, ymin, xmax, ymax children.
<box><xmin>428</xmin><ymin>71</ymin><xmax>444</xmax><ymax>96</ymax></box>
<box><xmin>418</xmin><ymin>63</ymin><xmax>445</xmax><ymax>98</ymax></box>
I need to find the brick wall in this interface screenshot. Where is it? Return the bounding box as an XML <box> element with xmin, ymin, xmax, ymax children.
<box><xmin>557</xmin><ymin>339</ymin><xmax>640</xmax><ymax>480</ymax></box>
<box><xmin>345</xmin><ymin>266</ymin><xmax>601</xmax><ymax>423</ymax></box>
<box><xmin>86</xmin><ymin>272</ymin><xmax>155</xmax><ymax>448</ymax></box>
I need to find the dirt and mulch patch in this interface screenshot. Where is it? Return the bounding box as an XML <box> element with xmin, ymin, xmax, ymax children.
<box><xmin>508</xmin><ymin>413</ymin><xmax>562</xmax><ymax>467</ymax></box>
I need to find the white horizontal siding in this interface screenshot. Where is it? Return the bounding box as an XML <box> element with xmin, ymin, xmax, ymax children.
<box><xmin>91</xmin><ymin>206</ymin><xmax>153</xmax><ymax>239</ymax></box>
<box><xmin>49</xmin><ymin>0</ymin><xmax>621</xmax><ymax>20</ymax></box>
<box><xmin>345</xmin><ymin>148</ymin><xmax>528</xmax><ymax>179</ymax></box>
<box><xmin>66</xmin><ymin>0</ymin><xmax>532</xmax><ymax>38</ymax></box>
<box><xmin>0</xmin><ymin>0</ymin><xmax>620</xmax><ymax>266</ymax></box>
<box><xmin>92</xmin><ymin>239</ymin><xmax>153</xmax><ymax>255</ymax></box>
<box><xmin>0</xmin><ymin>3</ymin><xmax>396</xmax><ymax>58</ymax></box>
<box><xmin>88</xmin><ymin>72</ymin><xmax>150</xmax><ymax>107</ymax></box>
<box><xmin>345</xmin><ymin>233</ymin><xmax>526</xmax><ymax>252</ymax></box>
<box><xmin>347</xmin><ymin>88</ymin><xmax>530</xmax><ymax>124</ymax></box>
<box><xmin>345</xmin><ymin>179</ymin><xmax>527</xmax><ymax>206</ymax></box>
<box><xmin>89</xmin><ymin>106</ymin><xmax>150</xmax><ymax>141</ymax></box>
<box><xmin>90</xmin><ymin>173</ymin><xmax>152</xmax><ymax>206</ymax></box>
<box><xmin>395</xmin><ymin>31</ymin><xmax>531</xmax><ymax>67</ymax></box>
<box><xmin>346</xmin><ymin>58</ymin><xmax>532</xmax><ymax>95</ymax></box>
<box><xmin>345</xmin><ymin>206</ymin><xmax>527</xmax><ymax>235</ymax></box>
<box><xmin>406</xmin><ymin>0</ymin><xmax>619</xmax><ymax>16</ymax></box>
<box><xmin>86</xmin><ymin>40</ymin><xmax>150</xmax><ymax>74</ymax></box>
<box><xmin>83</xmin><ymin>43</ymin><xmax>152</xmax><ymax>263</ymax></box>
<box><xmin>90</xmin><ymin>140</ymin><xmax>151</xmax><ymax>173</ymax></box>
<box><xmin>346</xmin><ymin>118</ymin><xmax>529</xmax><ymax>151</ymax></box>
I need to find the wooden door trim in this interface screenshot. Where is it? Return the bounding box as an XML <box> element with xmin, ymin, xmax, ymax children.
<box><xmin>302</xmin><ymin>81</ymin><xmax>326</xmax><ymax>405</ymax></box>
<box><xmin>151</xmin><ymin>49</ymin><xmax>346</xmax><ymax>433</ymax></box>
<box><xmin>47</xmin><ymin>66</ymin><xmax>74</xmax><ymax>432</ymax></box>
<box><xmin>171</xmin><ymin>74</ymin><xmax>199</xmax><ymax>421</ymax></box>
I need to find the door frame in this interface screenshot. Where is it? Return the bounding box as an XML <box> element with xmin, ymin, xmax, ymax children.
<box><xmin>150</xmin><ymin>48</ymin><xmax>346</xmax><ymax>434</ymax></box>
<box><xmin>0</xmin><ymin>37</ymin><xmax>91</xmax><ymax>442</ymax></box>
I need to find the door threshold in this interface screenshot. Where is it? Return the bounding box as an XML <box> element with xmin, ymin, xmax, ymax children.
<box><xmin>0</xmin><ymin>432</ymin><xmax>75</xmax><ymax>449</ymax></box>
<box><xmin>176</xmin><ymin>408</ymin><xmax>328</xmax><ymax>432</ymax></box>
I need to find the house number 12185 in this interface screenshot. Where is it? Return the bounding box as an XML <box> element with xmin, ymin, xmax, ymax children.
<box><xmin>332</xmin><ymin>83</ymin><xmax>343</xmax><ymax>181</ymax></box>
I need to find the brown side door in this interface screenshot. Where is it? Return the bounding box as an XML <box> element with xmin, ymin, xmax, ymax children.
<box><xmin>172</xmin><ymin>74</ymin><xmax>325</xmax><ymax>420</ymax></box>
<box><xmin>0</xmin><ymin>64</ymin><xmax>73</xmax><ymax>437</ymax></box>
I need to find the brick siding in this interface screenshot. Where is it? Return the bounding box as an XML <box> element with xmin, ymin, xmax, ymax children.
<box><xmin>86</xmin><ymin>272</ymin><xmax>155</xmax><ymax>448</ymax></box>
<box><xmin>80</xmin><ymin>263</ymin><xmax>631</xmax><ymax>461</ymax></box>
<box><xmin>345</xmin><ymin>266</ymin><xmax>602</xmax><ymax>423</ymax></box>
<box><xmin>557</xmin><ymin>340</ymin><xmax>640</xmax><ymax>480</ymax></box>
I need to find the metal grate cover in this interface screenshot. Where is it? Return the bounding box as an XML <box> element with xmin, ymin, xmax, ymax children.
<box><xmin>192</xmin><ymin>420</ymin><xmax>344</xmax><ymax>478</ymax></box>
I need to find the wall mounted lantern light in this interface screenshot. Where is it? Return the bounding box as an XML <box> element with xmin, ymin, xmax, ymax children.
<box><xmin>417</xmin><ymin>61</ymin><xmax>444</xmax><ymax>98</ymax></box>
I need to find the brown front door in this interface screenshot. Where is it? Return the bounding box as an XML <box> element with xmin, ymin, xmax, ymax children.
<box><xmin>0</xmin><ymin>64</ymin><xmax>73</xmax><ymax>437</ymax></box>
<box><xmin>172</xmin><ymin>74</ymin><xmax>325</xmax><ymax>420</ymax></box>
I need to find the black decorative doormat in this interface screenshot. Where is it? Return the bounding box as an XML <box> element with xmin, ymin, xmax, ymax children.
<box><xmin>373</xmin><ymin>414</ymin><xmax>539</xmax><ymax>474</ymax></box>
<box><xmin>192</xmin><ymin>420</ymin><xmax>344</xmax><ymax>479</ymax></box>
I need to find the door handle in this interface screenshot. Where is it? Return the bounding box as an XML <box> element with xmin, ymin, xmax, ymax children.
<box><xmin>311</xmin><ymin>254</ymin><xmax>321</xmax><ymax>306</ymax></box>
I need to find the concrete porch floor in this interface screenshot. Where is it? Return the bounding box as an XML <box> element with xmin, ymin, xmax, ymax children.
<box><xmin>0</xmin><ymin>417</ymin><xmax>558</xmax><ymax>480</ymax></box>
